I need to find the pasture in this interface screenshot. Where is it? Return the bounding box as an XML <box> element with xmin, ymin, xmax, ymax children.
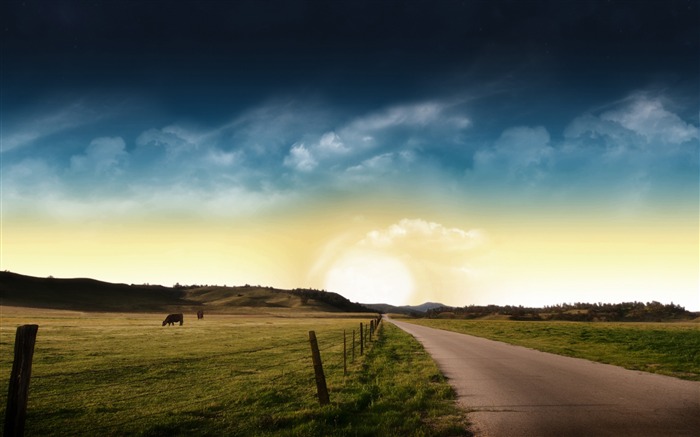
<box><xmin>1</xmin><ymin>307</ymin><xmax>469</xmax><ymax>436</ymax></box>
<box><xmin>403</xmin><ymin>318</ymin><xmax>700</xmax><ymax>381</ymax></box>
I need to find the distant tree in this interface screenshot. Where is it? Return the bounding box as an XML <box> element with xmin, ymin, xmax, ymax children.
<box><xmin>425</xmin><ymin>301</ymin><xmax>692</xmax><ymax>322</ymax></box>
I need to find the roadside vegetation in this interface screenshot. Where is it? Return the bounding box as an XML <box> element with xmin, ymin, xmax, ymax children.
<box><xmin>331</xmin><ymin>322</ymin><xmax>470</xmax><ymax>436</ymax></box>
<box><xmin>403</xmin><ymin>318</ymin><xmax>700</xmax><ymax>381</ymax></box>
<box><xmin>1</xmin><ymin>309</ymin><xmax>470</xmax><ymax>436</ymax></box>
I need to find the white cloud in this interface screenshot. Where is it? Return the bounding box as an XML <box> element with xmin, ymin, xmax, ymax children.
<box><xmin>255</xmin><ymin>98</ymin><xmax>472</xmax><ymax>179</ymax></box>
<box><xmin>8</xmin><ymin>90</ymin><xmax>695</xmax><ymax>226</ymax></box>
<box><xmin>70</xmin><ymin>137</ymin><xmax>127</xmax><ymax>174</ymax></box>
<box><xmin>601</xmin><ymin>95</ymin><xmax>699</xmax><ymax>145</ymax></box>
<box><xmin>346</xmin><ymin>153</ymin><xmax>395</xmax><ymax>173</ymax></box>
<box><xmin>563</xmin><ymin>114</ymin><xmax>639</xmax><ymax>149</ymax></box>
<box><xmin>565</xmin><ymin>95</ymin><xmax>699</xmax><ymax>150</ymax></box>
<box><xmin>562</xmin><ymin>94</ymin><xmax>699</xmax><ymax>181</ymax></box>
<box><xmin>214</xmin><ymin>99</ymin><xmax>333</xmax><ymax>158</ymax></box>
<box><xmin>360</xmin><ymin>218</ymin><xmax>486</xmax><ymax>252</ymax></box>
<box><xmin>283</xmin><ymin>143</ymin><xmax>318</xmax><ymax>172</ymax></box>
<box><xmin>344</xmin><ymin>101</ymin><xmax>472</xmax><ymax>133</ymax></box>
<box><xmin>467</xmin><ymin>93</ymin><xmax>699</xmax><ymax>207</ymax></box>
<box><xmin>349</xmin><ymin>102</ymin><xmax>446</xmax><ymax>131</ymax></box>
<box><xmin>338</xmin><ymin>101</ymin><xmax>471</xmax><ymax>150</ymax></box>
<box><xmin>282</xmin><ymin>131</ymin><xmax>349</xmax><ymax>173</ymax></box>
<box><xmin>317</xmin><ymin>131</ymin><xmax>349</xmax><ymax>155</ymax></box>
<box><xmin>282</xmin><ymin>99</ymin><xmax>472</xmax><ymax>179</ymax></box>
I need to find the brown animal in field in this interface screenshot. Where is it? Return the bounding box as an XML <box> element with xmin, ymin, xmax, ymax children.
<box><xmin>162</xmin><ymin>313</ymin><xmax>184</xmax><ymax>326</ymax></box>
<box><xmin>197</xmin><ymin>310</ymin><xmax>204</xmax><ymax>320</ymax></box>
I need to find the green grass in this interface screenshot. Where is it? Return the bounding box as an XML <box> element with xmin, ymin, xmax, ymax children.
<box><xmin>403</xmin><ymin>318</ymin><xmax>700</xmax><ymax>381</ymax></box>
<box><xmin>1</xmin><ymin>308</ymin><xmax>469</xmax><ymax>436</ymax></box>
<box><xmin>314</xmin><ymin>322</ymin><xmax>471</xmax><ymax>436</ymax></box>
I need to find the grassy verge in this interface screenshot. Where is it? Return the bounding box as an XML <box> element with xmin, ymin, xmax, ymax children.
<box><xmin>308</xmin><ymin>322</ymin><xmax>471</xmax><ymax>436</ymax></box>
<box><xmin>403</xmin><ymin>318</ymin><xmax>700</xmax><ymax>381</ymax></box>
<box><xmin>1</xmin><ymin>309</ymin><xmax>469</xmax><ymax>436</ymax></box>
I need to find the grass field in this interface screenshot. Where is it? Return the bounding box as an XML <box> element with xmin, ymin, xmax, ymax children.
<box><xmin>402</xmin><ymin>318</ymin><xmax>700</xmax><ymax>381</ymax></box>
<box><xmin>0</xmin><ymin>307</ymin><xmax>469</xmax><ymax>436</ymax></box>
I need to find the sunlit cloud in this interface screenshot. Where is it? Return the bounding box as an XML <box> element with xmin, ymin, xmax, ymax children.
<box><xmin>360</xmin><ymin>218</ymin><xmax>485</xmax><ymax>251</ymax></box>
<box><xmin>317</xmin><ymin>218</ymin><xmax>490</xmax><ymax>305</ymax></box>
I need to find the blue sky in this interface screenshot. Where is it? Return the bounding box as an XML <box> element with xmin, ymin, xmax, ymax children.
<box><xmin>2</xmin><ymin>0</ymin><xmax>699</xmax><ymax>308</ymax></box>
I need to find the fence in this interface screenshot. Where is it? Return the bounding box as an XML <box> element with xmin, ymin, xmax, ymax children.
<box><xmin>2</xmin><ymin>314</ymin><xmax>383</xmax><ymax>436</ymax></box>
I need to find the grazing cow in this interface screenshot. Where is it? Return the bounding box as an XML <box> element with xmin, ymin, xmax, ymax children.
<box><xmin>162</xmin><ymin>313</ymin><xmax>184</xmax><ymax>326</ymax></box>
<box><xmin>197</xmin><ymin>310</ymin><xmax>204</xmax><ymax>320</ymax></box>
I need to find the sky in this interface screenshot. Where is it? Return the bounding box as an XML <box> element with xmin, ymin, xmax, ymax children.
<box><xmin>1</xmin><ymin>0</ymin><xmax>698</xmax><ymax>309</ymax></box>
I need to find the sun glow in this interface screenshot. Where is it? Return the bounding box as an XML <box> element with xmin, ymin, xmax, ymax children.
<box><xmin>324</xmin><ymin>249</ymin><xmax>415</xmax><ymax>305</ymax></box>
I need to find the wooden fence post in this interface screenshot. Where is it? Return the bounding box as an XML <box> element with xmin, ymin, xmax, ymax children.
<box><xmin>352</xmin><ymin>329</ymin><xmax>355</xmax><ymax>362</ymax></box>
<box><xmin>308</xmin><ymin>331</ymin><xmax>330</xmax><ymax>406</ymax></box>
<box><xmin>360</xmin><ymin>323</ymin><xmax>364</xmax><ymax>356</ymax></box>
<box><xmin>4</xmin><ymin>324</ymin><xmax>39</xmax><ymax>437</ymax></box>
<box><xmin>343</xmin><ymin>330</ymin><xmax>347</xmax><ymax>376</ymax></box>
<box><xmin>369</xmin><ymin>320</ymin><xmax>374</xmax><ymax>342</ymax></box>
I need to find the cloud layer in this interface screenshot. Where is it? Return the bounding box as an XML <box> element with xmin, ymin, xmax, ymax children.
<box><xmin>1</xmin><ymin>92</ymin><xmax>697</xmax><ymax>221</ymax></box>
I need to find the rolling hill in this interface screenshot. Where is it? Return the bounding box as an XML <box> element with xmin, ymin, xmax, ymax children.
<box><xmin>0</xmin><ymin>271</ymin><xmax>374</xmax><ymax>314</ymax></box>
<box><xmin>362</xmin><ymin>302</ymin><xmax>447</xmax><ymax>316</ymax></box>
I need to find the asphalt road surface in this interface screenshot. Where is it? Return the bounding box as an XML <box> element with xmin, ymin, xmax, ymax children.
<box><xmin>389</xmin><ymin>317</ymin><xmax>700</xmax><ymax>437</ymax></box>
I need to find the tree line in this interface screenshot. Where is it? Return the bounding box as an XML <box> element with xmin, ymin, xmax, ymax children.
<box><xmin>425</xmin><ymin>301</ymin><xmax>696</xmax><ymax>322</ymax></box>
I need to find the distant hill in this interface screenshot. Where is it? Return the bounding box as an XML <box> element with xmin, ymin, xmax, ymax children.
<box><xmin>0</xmin><ymin>271</ymin><xmax>375</xmax><ymax>314</ymax></box>
<box><xmin>363</xmin><ymin>301</ymin><xmax>447</xmax><ymax>315</ymax></box>
<box><xmin>0</xmin><ymin>271</ymin><xmax>183</xmax><ymax>312</ymax></box>
<box><xmin>404</xmin><ymin>302</ymin><xmax>446</xmax><ymax>312</ymax></box>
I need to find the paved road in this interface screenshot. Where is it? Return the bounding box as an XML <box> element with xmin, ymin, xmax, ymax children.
<box><xmin>389</xmin><ymin>317</ymin><xmax>700</xmax><ymax>437</ymax></box>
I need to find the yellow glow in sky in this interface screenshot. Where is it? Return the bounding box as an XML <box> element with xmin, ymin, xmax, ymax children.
<box><xmin>2</xmin><ymin>202</ymin><xmax>698</xmax><ymax>311</ymax></box>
